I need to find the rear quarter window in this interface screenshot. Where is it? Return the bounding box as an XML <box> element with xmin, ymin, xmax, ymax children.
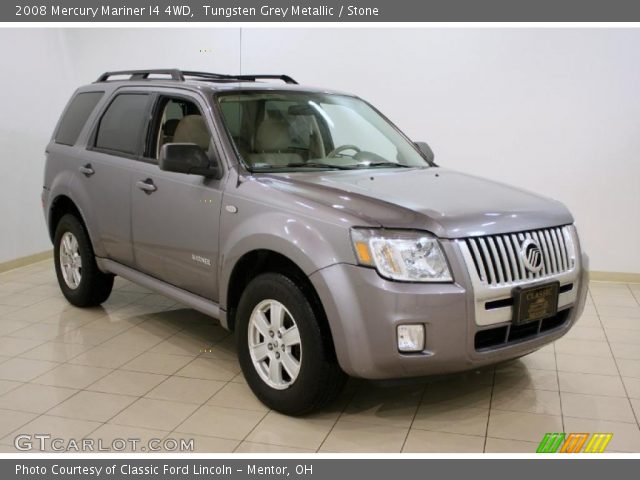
<box><xmin>95</xmin><ymin>93</ymin><xmax>150</xmax><ymax>155</ymax></box>
<box><xmin>55</xmin><ymin>92</ymin><xmax>104</xmax><ymax>146</ymax></box>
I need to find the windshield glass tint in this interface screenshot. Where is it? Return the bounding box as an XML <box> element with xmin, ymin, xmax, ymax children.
<box><xmin>217</xmin><ymin>92</ymin><xmax>429</xmax><ymax>171</ymax></box>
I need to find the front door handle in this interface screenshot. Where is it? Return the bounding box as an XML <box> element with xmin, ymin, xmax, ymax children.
<box><xmin>79</xmin><ymin>164</ymin><xmax>95</xmax><ymax>177</ymax></box>
<box><xmin>136</xmin><ymin>178</ymin><xmax>157</xmax><ymax>194</ymax></box>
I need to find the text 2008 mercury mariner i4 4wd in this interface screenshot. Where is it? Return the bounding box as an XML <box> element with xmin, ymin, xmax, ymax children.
<box><xmin>43</xmin><ymin>69</ymin><xmax>588</xmax><ymax>414</ymax></box>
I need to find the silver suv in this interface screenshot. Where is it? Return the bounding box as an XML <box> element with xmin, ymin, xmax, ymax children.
<box><xmin>43</xmin><ymin>69</ymin><xmax>588</xmax><ymax>414</ymax></box>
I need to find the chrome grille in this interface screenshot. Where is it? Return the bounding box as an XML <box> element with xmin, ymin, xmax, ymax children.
<box><xmin>464</xmin><ymin>226</ymin><xmax>575</xmax><ymax>286</ymax></box>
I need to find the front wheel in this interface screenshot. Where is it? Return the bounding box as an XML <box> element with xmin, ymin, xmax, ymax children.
<box><xmin>53</xmin><ymin>214</ymin><xmax>114</xmax><ymax>307</ymax></box>
<box><xmin>236</xmin><ymin>273</ymin><xmax>346</xmax><ymax>415</ymax></box>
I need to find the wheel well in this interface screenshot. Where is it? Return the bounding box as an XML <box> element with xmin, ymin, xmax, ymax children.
<box><xmin>49</xmin><ymin>195</ymin><xmax>83</xmax><ymax>240</ymax></box>
<box><xmin>226</xmin><ymin>250</ymin><xmax>335</xmax><ymax>356</ymax></box>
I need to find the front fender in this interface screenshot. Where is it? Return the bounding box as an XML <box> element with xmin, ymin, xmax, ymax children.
<box><xmin>219</xmin><ymin>208</ymin><xmax>354</xmax><ymax>311</ymax></box>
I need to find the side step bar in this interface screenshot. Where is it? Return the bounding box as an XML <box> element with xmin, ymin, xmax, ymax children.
<box><xmin>96</xmin><ymin>258</ymin><xmax>225</xmax><ymax>327</ymax></box>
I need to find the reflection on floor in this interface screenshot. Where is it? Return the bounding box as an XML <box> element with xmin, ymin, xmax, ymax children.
<box><xmin>0</xmin><ymin>259</ymin><xmax>639</xmax><ymax>453</ymax></box>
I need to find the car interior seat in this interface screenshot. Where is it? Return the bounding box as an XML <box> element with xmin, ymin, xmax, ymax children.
<box><xmin>172</xmin><ymin>115</ymin><xmax>211</xmax><ymax>151</ymax></box>
<box><xmin>247</xmin><ymin>119</ymin><xmax>303</xmax><ymax>167</ymax></box>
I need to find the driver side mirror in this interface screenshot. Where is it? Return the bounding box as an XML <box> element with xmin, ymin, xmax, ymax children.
<box><xmin>159</xmin><ymin>143</ymin><xmax>221</xmax><ymax>178</ymax></box>
<box><xmin>415</xmin><ymin>141</ymin><xmax>435</xmax><ymax>164</ymax></box>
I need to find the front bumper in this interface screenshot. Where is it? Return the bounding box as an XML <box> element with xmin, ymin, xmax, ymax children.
<box><xmin>310</xmin><ymin>244</ymin><xmax>588</xmax><ymax>380</ymax></box>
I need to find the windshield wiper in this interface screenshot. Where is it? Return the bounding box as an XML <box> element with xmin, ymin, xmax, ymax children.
<box><xmin>284</xmin><ymin>162</ymin><xmax>356</xmax><ymax>170</ymax></box>
<box><xmin>360</xmin><ymin>161</ymin><xmax>411</xmax><ymax>168</ymax></box>
<box><xmin>254</xmin><ymin>161</ymin><xmax>412</xmax><ymax>171</ymax></box>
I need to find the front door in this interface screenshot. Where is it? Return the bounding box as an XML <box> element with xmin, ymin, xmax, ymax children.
<box><xmin>130</xmin><ymin>94</ymin><xmax>223</xmax><ymax>301</ymax></box>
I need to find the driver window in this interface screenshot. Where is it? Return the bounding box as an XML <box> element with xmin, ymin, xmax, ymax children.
<box><xmin>152</xmin><ymin>97</ymin><xmax>211</xmax><ymax>160</ymax></box>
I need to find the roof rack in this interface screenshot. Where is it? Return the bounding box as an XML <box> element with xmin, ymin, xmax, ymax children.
<box><xmin>95</xmin><ymin>69</ymin><xmax>298</xmax><ymax>85</ymax></box>
<box><xmin>182</xmin><ymin>71</ymin><xmax>298</xmax><ymax>84</ymax></box>
<box><xmin>96</xmin><ymin>69</ymin><xmax>185</xmax><ymax>82</ymax></box>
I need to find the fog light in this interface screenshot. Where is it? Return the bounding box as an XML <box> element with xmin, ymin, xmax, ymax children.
<box><xmin>397</xmin><ymin>324</ymin><xmax>425</xmax><ymax>352</ymax></box>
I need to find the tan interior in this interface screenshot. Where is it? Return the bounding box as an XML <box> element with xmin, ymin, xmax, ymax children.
<box><xmin>172</xmin><ymin>115</ymin><xmax>211</xmax><ymax>151</ymax></box>
<box><xmin>247</xmin><ymin>119</ymin><xmax>302</xmax><ymax>166</ymax></box>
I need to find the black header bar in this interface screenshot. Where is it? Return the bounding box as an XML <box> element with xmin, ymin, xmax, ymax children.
<box><xmin>5</xmin><ymin>0</ymin><xmax>640</xmax><ymax>22</ymax></box>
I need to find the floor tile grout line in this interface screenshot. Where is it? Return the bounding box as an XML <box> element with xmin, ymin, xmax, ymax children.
<box><xmin>629</xmin><ymin>284</ymin><xmax>640</xmax><ymax>305</ymax></box>
<box><xmin>84</xmin><ymin>392</ymin><xmax>181</xmax><ymax>440</ymax></box>
<box><xmin>4</xmin><ymin>266</ymin><xmax>640</xmax><ymax>453</ymax></box>
<box><xmin>0</xmin><ymin>268</ymin><xmax>218</xmax><ymax>352</ymax></box>
<box><xmin>228</xmin><ymin>409</ymin><xmax>271</xmax><ymax>453</ymax></box>
<box><xmin>0</xmin><ymin>383</ymin><xmax>267</xmax><ymax>419</ymax></box>
<box><xmin>169</xmin><ymin>405</ymin><xmax>265</xmax><ymax>450</ymax></box>
<box><xmin>79</xmin><ymin>348</ymin><xmax>238</xmax><ymax>452</ymax></box>
<box><xmin>4</xmin><ymin>361</ymin><xmax>65</xmax><ymax>384</ymax></box>
<box><xmin>592</xmin><ymin>287</ymin><xmax>640</xmax><ymax>431</ymax></box>
<box><xmin>0</xmin><ymin>285</ymin><xmax>154</xmax><ymax>325</ymax></box>
<box><xmin>482</xmin><ymin>367</ymin><xmax>497</xmax><ymax>453</ymax></box>
<box><xmin>313</xmin><ymin>381</ymin><xmax>360</xmax><ymax>453</ymax></box>
<box><xmin>25</xmin><ymin>329</ymin><xmax>232</xmax><ymax>392</ymax></box>
<box><xmin>555</xmin><ymin>290</ymin><xmax>589</xmax><ymax>433</ymax></box>
<box><xmin>6</xmin><ymin>354</ymin><xmax>197</xmax><ymax>450</ymax></box>
<box><xmin>166</xmin><ymin>399</ymin><xmax>265</xmax><ymax>435</ymax></box>
<box><xmin>9</xmin><ymin>337</ymin><xmax>86</xmax><ymax>362</ymax></box>
<box><xmin>0</xmin><ymin>366</ymin><xmax>118</xmax><ymax>444</ymax></box>
<box><xmin>4</xmin><ymin>311</ymin><xmax>184</xmax><ymax>443</ymax></box>
<box><xmin>0</xmin><ymin>372</ymin><xmax>117</xmax><ymax>448</ymax></box>
<box><xmin>561</xmin><ymin>413</ymin><xmax>638</xmax><ymax>425</ymax></box>
<box><xmin>399</xmin><ymin>382</ymin><xmax>427</xmax><ymax>453</ymax></box>
<box><xmin>154</xmin><ymin>375</ymin><xmax>256</xmax><ymax>444</ymax></box>
<box><xmin>2</xmin><ymin>295</ymin><xmax>154</xmax><ymax>349</ymax></box>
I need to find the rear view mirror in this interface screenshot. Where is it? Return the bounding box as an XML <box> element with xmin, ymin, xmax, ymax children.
<box><xmin>159</xmin><ymin>143</ymin><xmax>221</xmax><ymax>178</ymax></box>
<box><xmin>415</xmin><ymin>141</ymin><xmax>435</xmax><ymax>165</ymax></box>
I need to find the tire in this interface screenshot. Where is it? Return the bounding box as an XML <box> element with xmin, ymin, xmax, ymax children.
<box><xmin>236</xmin><ymin>272</ymin><xmax>346</xmax><ymax>415</ymax></box>
<box><xmin>53</xmin><ymin>213</ymin><xmax>114</xmax><ymax>307</ymax></box>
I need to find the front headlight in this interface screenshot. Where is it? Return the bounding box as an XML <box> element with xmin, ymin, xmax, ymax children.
<box><xmin>350</xmin><ymin>228</ymin><xmax>452</xmax><ymax>282</ymax></box>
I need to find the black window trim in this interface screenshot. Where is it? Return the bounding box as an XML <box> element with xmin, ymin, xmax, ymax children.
<box><xmin>87</xmin><ymin>91</ymin><xmax>154</xmax><ymax>161</ymax></box>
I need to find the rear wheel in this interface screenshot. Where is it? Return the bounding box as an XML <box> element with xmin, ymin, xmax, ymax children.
<box><xmin>53</xmin><ymin>214</ymin><xmax>114</xmax><ymax>307</ymax></box>
<box><xmin>236</xmin><ymin>272</ymin><xmax>346</xmax><ymax>415</ymax></box>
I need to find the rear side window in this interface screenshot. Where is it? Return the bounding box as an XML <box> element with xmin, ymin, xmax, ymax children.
<box><xmin>95</xmin><ymin>93</ymin><xmax>150</xmax><ymax>155</ymax></box>
<box><xmin>55</xmin><ymin>92</ymin><xmax>104</xmax><ymax>146</ymax></box>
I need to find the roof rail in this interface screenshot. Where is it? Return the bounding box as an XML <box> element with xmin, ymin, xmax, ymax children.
<box><xmin>181</xmin><ymin>71</ymin><xmax>298</xmax><ymax>84</ymax></box>
<box><xmin>96</xmin><ymin>69</ymin><xmax>185</xmax><ymax>82</ymax></box>
<box><xmin>95</xmin><ymin>69</ymin><xmax>298</xmax><ymax>85</ymax></box>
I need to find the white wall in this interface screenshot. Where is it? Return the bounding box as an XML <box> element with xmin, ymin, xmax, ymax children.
<box><xmin>0</xmin><ymin>28</ymin><xmax>241</xmax><ymax>265</ymax></box>
<box><xmin>62</xmin><ymin>28</ymin><xmax>241</xmax><ymax>86</ymax></box>
<box><xmin>0</xmin><ymin>29</ymin><xmax>76</xmax><ymax>264</ymax></box>
<box><xmin>243</xmin><ymin>29</ymin><xmax>640</xmax><ymax>274</ymax></box>
<box><xmin>1</xmin><ymin>28</ymin><xmax>638</xmax><ymax>274</ymax></box>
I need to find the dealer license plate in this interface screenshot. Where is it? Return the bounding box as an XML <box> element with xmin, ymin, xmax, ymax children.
<box><xmin>513</xmin><ymin>282</ymin><xmax>559</xmax><ymax>325</ymax></box>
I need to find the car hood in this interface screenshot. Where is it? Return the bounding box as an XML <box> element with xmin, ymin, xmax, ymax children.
<box><xmin>268</xmin><ymin>168</ymin><xmax>573</xmax><ymax>238</ymax></box>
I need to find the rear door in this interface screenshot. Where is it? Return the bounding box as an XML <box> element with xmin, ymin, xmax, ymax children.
<box><xmin>79</xmin><ymin>90</ymin><xmax>153</xmax><ymax>266</ymax></box>
<box><xmin>130</xmin><ymin>91</ymin><xmax>224</xmax><ymax>301</ymax></box>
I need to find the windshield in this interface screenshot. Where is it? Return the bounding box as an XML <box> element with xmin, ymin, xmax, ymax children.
<box><xmin>217</xmin><ymin>91</ymin><xmax>430</xmax><ymax>171</ymax></box>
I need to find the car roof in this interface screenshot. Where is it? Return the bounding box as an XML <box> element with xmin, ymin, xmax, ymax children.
<box><xmin>79</xmin><ymin>69</ymin><xmax>351</xmax><ymax>97</ymax></box>
<box><xmin>78</xmin><ymin>79</ymin><xmax>352</xmax><ymax>98</ymax></box>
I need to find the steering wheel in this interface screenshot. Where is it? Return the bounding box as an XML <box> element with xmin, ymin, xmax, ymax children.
<box><xmin>327</xmin><ymin>144</ymin><xmax>361</xmax><ymax>158</ymax></box>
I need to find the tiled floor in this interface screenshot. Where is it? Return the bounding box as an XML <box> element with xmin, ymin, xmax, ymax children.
<box><xmin>0</xmin><ymin>259</ymin><xmax>639</xmax><ymax>453</ymax></box>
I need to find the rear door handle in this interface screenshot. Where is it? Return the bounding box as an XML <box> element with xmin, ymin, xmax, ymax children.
<box><xmin>136</xmin><ymin>178</ymin><xmax>157</xmax><ymax>194</ymax></box>
<box><xmin>79</xmin><ymin>164</ymin><xmax>95</xmax><ymax>177</ymax></box>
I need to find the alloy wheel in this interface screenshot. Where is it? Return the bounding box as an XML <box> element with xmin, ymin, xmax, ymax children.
<box><xmin>248</xmin><ymin>299</ymin><xmax>302</xmax><ymax>390</ymax></box>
